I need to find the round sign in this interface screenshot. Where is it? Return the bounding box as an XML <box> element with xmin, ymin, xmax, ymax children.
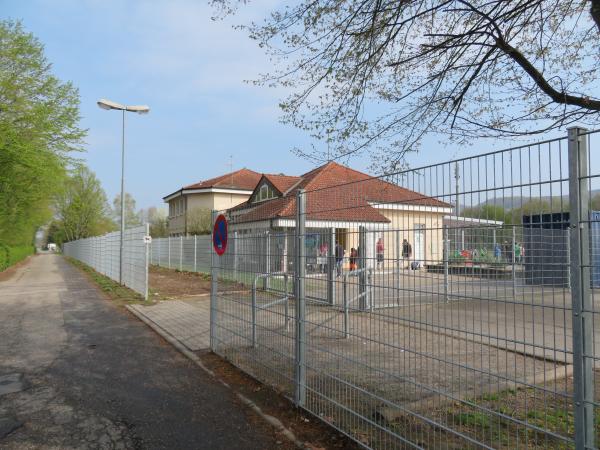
<box><xmin>212</xmin><ymin>214</ymin><xmax>228</xmax><ymax>255</ymax></box>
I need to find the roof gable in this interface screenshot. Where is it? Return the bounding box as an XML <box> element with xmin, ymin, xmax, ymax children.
<box><xmin>229</xmin><ymin>161</ymin><xmax>451</xmax><ymax>224</ymax></box>
<box><xmin>184</xmin><ymin>168</ymin><xmax>262</xmax><ymax>191</ymax></box>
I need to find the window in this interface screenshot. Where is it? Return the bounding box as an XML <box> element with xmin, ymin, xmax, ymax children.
<box><xmin>254</xmin><ymin>183</ymin><xmax>277</xmax><ymax>203</ymax></box>
<box><xmin>170</xmin><ymin>197</ymin><xmax>185</xmax><ymax>217</ymax></box>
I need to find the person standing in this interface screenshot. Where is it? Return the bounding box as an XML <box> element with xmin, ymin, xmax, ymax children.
<box><xmin>335</xmin><ymin>241</ymin><xmax>345</xmax><ymax>277</ymax></box>
<box><xmin>494</xmin><ymin>243</ymin><xmax>502</xmax><ymax>261</ymax></box>
<box><xmin>401</xmin><ymin>239</ymin><xmax>412</xmax><ymax>269</ymax></box>
<box><xmin>376</xmin><ymin>238</ymin><xmax>385</xmax><ymax>270</ymax></box>
<box><xmin>503</xmin><ymin>241</ymin><xmax>511</xmax><ymax>262</ymax></box>
<box><xmin>349</xmin><ymin>247</ymin><xmax>358</xmax><ymax>271</ymax></box>
<box><xmin>319</xmin><ymin>241</ymin><xmax>329</xmax><ymax>273</ymax></box>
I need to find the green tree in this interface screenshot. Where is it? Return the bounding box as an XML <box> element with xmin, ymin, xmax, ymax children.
<box><xmin>591</xmin><ymin>193</ymin><xmax>600</xmax><ymax>211</ymax></box>
<box><xmin>140</xmin><ymin>206</ymin><xmax>168</xmax><ymax>238</ymax></box>
<box><xmin>53</xmin><ymin>166</ymin><xmax>115</xmax><ymax>242</ymax></box>
<box><xmin>187</xmin><ymin>207</ymin><xmax>212</xmax><ymax>235</ymax></box>
<box><xmin>213</xmin><ymin>1</ymin><xmax>600</xmax><ymax>171</ymax></box>
<box><xmin>461</xmin><ymin>204</ymin><xmax>512</xmax><ymax>224</ymax></box>
<box><xmin>0</xmin><ymin>20</ymin><xmax>85</xmax><ymax>245</ymax></box>
<box><xmin>112</xmin><ymin>193</ymin><xmax>142</xmax><ymax>228</ymax></box>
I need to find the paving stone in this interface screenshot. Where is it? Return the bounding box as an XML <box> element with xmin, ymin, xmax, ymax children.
<box><xmin>130</xmin><ymin>300</ymin><xmax>210</xmax><ymax>351</ymax></box>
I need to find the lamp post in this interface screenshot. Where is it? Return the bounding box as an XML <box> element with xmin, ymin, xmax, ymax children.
<box><xmin>97</xmin><ymin>99</ymin><xmax>150</xmax><ymax>284</ymax></box>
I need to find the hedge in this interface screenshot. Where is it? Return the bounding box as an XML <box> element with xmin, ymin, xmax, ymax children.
<box><xmin>0</xmin><ymin>244</ymin><xmax>35</xmax><ymax>271</ymax></box>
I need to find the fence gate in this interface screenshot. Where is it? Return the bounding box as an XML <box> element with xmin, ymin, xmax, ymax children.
<box><xmin>211</xmin><ymin>128</ymin><xmax>600</xmax><ymax>449</ymax></box>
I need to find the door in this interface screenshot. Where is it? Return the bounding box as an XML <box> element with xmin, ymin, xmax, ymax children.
<box><xmin>414</xmin><ymin>224</ymin><xmax>425</xmax><ymax>264</ymax></box>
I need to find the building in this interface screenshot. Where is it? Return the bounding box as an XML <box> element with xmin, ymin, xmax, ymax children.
<box><xmin>163</xmin><ymin>168</ymin><xmax>262</xmax><ymax>236</ymax></box>
<box><xmin>228</xmin><ymin>162</ymin><xmax>452</xmax><ymax>270</ymax></box>
<box><xmin>442</xmin><ymin>215</ymin><xmax>504</xmax><ymax>253</ymax></box>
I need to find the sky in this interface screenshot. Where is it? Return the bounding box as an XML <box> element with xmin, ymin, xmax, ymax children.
<box><xmin>1</xmin><ymin>0</ymin><xmax>567</xmax><ymax>211</ymax></box>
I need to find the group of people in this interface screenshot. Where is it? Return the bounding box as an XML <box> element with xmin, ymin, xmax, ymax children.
<box><xmin>317</xmin><ymin>241</ymin><xmax>347</xmax><ymax>276</ymax></box>
<box><xmin>493</xmin><ymin>241</ymin><xmax>525</xmax><ymax>263</ymax></box>
<box><xmin>317</xmin><ymin>237</ymin><xmax>413</xmax><ymax>277</ymax></box>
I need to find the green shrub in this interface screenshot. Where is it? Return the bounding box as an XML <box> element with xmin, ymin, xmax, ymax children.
<box><xmin>0</xmin><ymin>244</ymin><xmax>34</xmax><ymax>271</ymax></box>
<box><xmin>0</xmin><ymin>244</ymin><xmax>8</xmax><ymax>271</ymax></box>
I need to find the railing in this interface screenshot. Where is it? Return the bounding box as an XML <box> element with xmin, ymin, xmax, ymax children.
<box><xmin>341</xmin><ymin>267</ymin><xmax>373</xmax><ymax>338</ymax></box>
<box><xmin>251</xmin><ymin>272</ymin><xmax>290</xmax><ymax>348</ymax></box>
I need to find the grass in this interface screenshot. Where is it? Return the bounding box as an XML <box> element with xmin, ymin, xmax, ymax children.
<box><xmin>67</xmin><ymin>257</ymin><xmax>148</xmax><ymax>306</ymax></box>
<box><xmin>383</xmin><ymin>377</ymin><xmax>599</xmax><ymax>449</ymax></box>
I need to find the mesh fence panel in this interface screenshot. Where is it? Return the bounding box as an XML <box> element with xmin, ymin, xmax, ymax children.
<box><xmin>150</xmin><ymin>235</ymin><xmax>212</xmax><ymax>273</ymax></box>
<box><xmin>63</xmin><ymin>224</ymin><xmax>149</xmax><ymax>298</ymax></box>
<box><xmin>210</xmin><ymin>129</ymin><xmax>600</xmax><ymax>449</ymax></box>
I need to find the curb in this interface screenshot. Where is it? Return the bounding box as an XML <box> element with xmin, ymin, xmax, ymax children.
<box><xmin>125</xmin><ymin>305</ymin><xmax>305</xmax><ymax>449</ymax></box>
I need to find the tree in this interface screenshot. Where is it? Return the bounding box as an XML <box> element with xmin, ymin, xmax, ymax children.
<box><xmin>591</xmin><ymin>193</ymin><xmax>600</xmax><ymax>211</ymax></box>
<box><xmin>53</xmin><ymin>166</ymin><xmax>115</xmax><ymax>242</ymax></box>
<box><xmin>213</xmin><ymin>1</ymin><xmax>600</xmax><ymax>171</ymax></box>
<box><xmin>112</xmin><ymin>193</ymin><xmax>142</xmax><ymax>229</ymax></box>
<box><xmin>187</xmin><ymin>208</ymin><xmax>212</xmax><ymax>235</ymax></box>
<box><xmin>0</xmin><ymin>20</ymin><xmax>85</xmax><ymax>245</ymax></box>
<box><xmin>461</xmin><ymin>204</ymin><xmax>512</xmax><ymax>224</ymax></box>
<box><xmin>139</xmin><ymin>206</ymin><xmax>168</xmax><ymax>238</ymax></box>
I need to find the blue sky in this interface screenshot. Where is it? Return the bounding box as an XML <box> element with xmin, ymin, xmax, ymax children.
<box><xmin>1</xmin><ymin>0</ymin><xmax>564</xmax><ymax>210</ymax></box>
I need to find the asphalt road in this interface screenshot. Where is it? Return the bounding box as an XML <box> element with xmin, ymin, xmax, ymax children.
<box><xmin>0</xmin><ymin>254</ymin><xmax>278</xmax><ymax>449</ymax></box>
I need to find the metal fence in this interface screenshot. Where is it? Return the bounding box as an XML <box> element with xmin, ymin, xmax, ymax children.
<box><xmin>63</xmin><ymin>224</ymin><xmax>150</xmax><ymax>299</ymax></box>
<box><xmin>149</xmin><ymin>233</ymin><xmax>293</xmax><ymax>276</ymax></box>
<box><xmin>149</xmin><ymin>235</ymin><xmax>212</xmax><ymax>273</ymax></box>
<box><xmin>210</xmin><ymin>127</ymin><xmax>600</xmax><ymax>449</ymax></box>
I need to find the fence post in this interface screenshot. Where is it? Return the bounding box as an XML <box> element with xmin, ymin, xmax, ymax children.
<box><xmin>395</xmin><ymin>229</ymin><xmax>401</xmax><ymax>296</ymax></box>
<box><xmin>327</xmin><ymin>227</ymin><xmax>335</xmax><ymax>305</ymax></box>
<box><xmin>568</xmin><ymin>126</ymin><xmax>595</xmax><ymax>450</ymax></box>
<box><xmin>343</xmin><ymin>273</ymin><xmax>349</xmax><ymax>338</ymax></box>
<box><xmin>194</xmin><ymin>234</ymin><xmax>197</xmax><ymax>272</ymax></box>
<box><xmin>443</xmin><ymin>225</ymin><xmax>449</xmax><ymax>303</ymax></box>
<box><xmin>144</xmin><ymin>223</ymin><xmax>149</xmax><ymax>301</ymax></box>
<box><xmin>265</xmin><ymin>231</ymin><xmax>271</xmax><ymax>290</ymax></box>
<box><xmin>567</xmin><ymin>231</ymin><xmax>571</xmax><ymax>290</ymax></box>
<box><xmin>252</xmin><ymin>277</ymin><xmax>257</xmax><ymax>348</ymax></box>
<box><xmin>179</xmin><ymin>236</ymin><xmax>183</xmax><ymax>271</ymax></box>
<box><xmin>168</xmin><ymin>236</ymin><xmax>171</xmax><ymax>269</ymax></box>
<box><xmin>294</xmin><ymin>189</ymin><xmax>306</xmax><ymax>407</ymax></box>
<box><xmin>358</xmin><ymin>226</ymin><xmax>367</xmax><ymax>310</ymax></box>
<box><xmin>210</xmin><ymin>211</ymin><xmax>218</xmax><ymax>353</ymax></box>
<box><xmin>512</xmin><ymin>226</ymin><xmax>516</xmax><ymax>298</ymax></box>
<box><xmin>233</xmin><ymin>231</ymin><xmax>238</xmax><ymax>274</ymax></box>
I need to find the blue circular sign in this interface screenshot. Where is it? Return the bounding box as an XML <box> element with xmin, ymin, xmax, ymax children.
<box><xmin>212</xmin><ymin>214</ymin><xmax>228</xmax><ymax>255</ymax></box>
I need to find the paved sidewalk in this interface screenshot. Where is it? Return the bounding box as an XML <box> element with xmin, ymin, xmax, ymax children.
<box><xmin>129</xmin><ymin>299</ymin><xmax>210</xmax><ymax>351</ymax></box>
<box><xmin>0</xmin><ymin>255</ymin><xmax>280</xmax><ymax>449</ymax></box>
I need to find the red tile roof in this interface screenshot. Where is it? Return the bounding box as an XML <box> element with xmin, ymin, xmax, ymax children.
<box><xmin>230</xmin><ymin>162</ymin><xmax>450</xmax><ymax>224</ymax></box>
<box><xmin>262</xmin><ymin>174</ymin><xmax>302</xmax><ymax>194</ymax></box>
<box><xmin>184</xmin><ymin>168</ymin><xmax>262</xmax><ymax>191</ymax></box>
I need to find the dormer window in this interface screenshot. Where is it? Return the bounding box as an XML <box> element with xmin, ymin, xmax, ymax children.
<box><xmin>255</xmin><ymin>183</ymin><xmax>277</xmax><ymax>202</ymax></box>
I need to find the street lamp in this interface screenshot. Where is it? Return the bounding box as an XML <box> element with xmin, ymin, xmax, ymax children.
<box><xmin>97</xmin><ymin>98</ymin><xmax>150</xmax><ymax>284</ymax></box>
